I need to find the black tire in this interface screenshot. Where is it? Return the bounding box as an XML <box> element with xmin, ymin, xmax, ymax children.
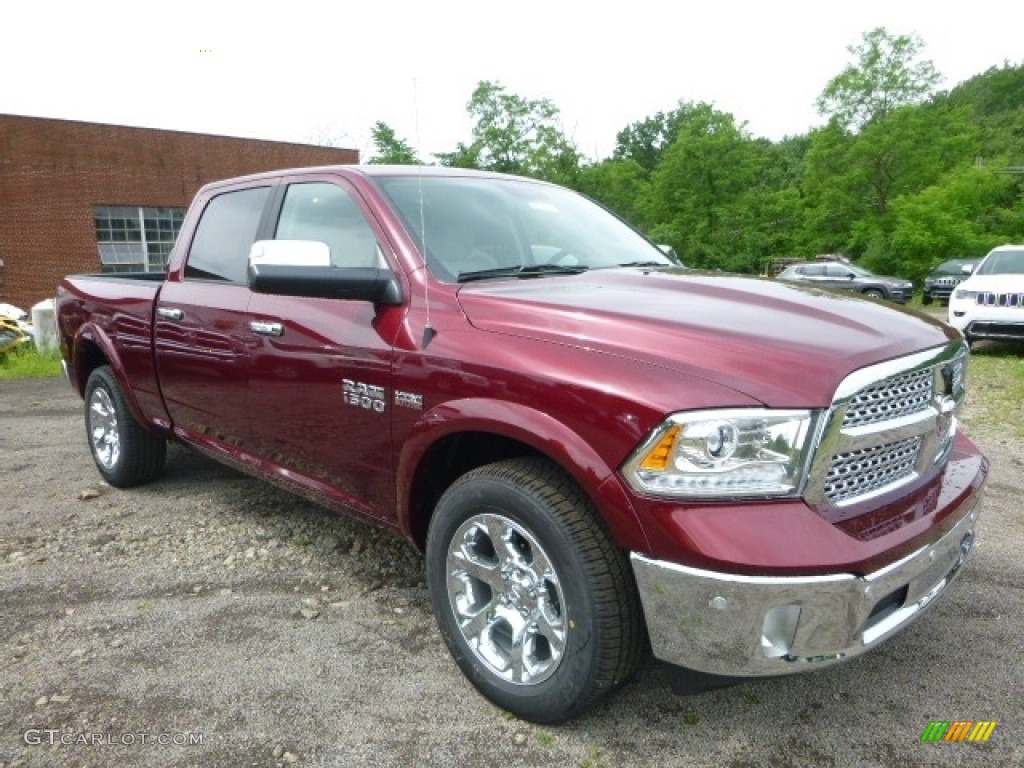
<box><xmin>84</xmin><ymin>365</ymin><xmax>166</xmax><ymax>487</ymax></box>
<box><xmin>863</xmin><ymin>288</ymin><xmax>885</xmax><ymax>299</ymax></box>
<box><xmin>425</xmin><ymin>457</ymin><xmax>644</xmax><ymax>723</ymax></box>
<box><xmin>922</xmin><ymin>294</ymin><xmax>933</xmax><ymax>305</ymax></box>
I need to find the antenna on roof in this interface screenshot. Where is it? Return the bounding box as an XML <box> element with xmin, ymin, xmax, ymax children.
<box><xmin>414</xmin><ymin>78</ymin><xmax>437</xmax><ymax>349</ymax></box>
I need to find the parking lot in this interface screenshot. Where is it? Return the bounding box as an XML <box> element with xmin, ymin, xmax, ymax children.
<box><xmin>1</xmin><ymin>372</ymin><xmax>1021</xmax><ymax>768</ymax></box>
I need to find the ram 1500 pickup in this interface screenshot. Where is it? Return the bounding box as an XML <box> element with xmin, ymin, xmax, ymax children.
<box><xmin>57</xmin><ymin>165</ymin><xmax>988</xmax><ymax>723</ymax></box>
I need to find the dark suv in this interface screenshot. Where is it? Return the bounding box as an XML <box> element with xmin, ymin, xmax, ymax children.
<box><xmin>922</xmin><ymin>258</ymin><xmax>982</xmax><ymax>305</ymax></box>
<box><xmin>777</xmin><ymin>261</ymin><xmax>913</xmax><ymax>303</ymax></box>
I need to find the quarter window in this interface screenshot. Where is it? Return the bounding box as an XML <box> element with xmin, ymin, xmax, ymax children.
<box><xmin>185</xmin><ymin>187</ymin><xmax>271</xmax><ymax>283</ymax></box>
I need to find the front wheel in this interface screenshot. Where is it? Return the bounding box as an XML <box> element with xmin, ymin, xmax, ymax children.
<box><xmin>426</xmin><ymin>458</ymin><xmax>644</xmax><ymax>723</ymax></box>
<box><xmin>863</xmin><ymin>288</ymin><xmax>885</xmax><ymax>299</ymax></box>
<box><xmin>84</xmin><ymin>366</ymin><xmax>166</xmax><ymax>487</ymax></box>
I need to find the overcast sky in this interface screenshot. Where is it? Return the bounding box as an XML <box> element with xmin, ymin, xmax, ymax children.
<box><xmin>3</xmin><ymin>1</ymin><xmax>1021</xmax><ymax>162</ymax></box>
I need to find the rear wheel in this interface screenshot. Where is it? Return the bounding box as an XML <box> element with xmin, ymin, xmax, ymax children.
<box><xmin>84</xmin><ymin>366</ymin><xmax>166</xmax><ymax>487</ymax></box>
<box><xmin>425</xmin><ymin>457</ymin><xmax>644</xmax><ymax>723</ymax></box>
<box><xmin>863</xmin><ymin>288</ymin><xmax>885</xmax><ymax>299</ymax></box>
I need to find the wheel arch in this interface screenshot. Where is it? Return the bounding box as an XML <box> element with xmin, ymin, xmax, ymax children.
<box><xmin>397</xmin><ymin>398</ymin><xmax>651</xmax><ymax>554</ymax></box>
<box><xmin>71</xmin><ymin>325</ymin><xmax>149</xmax><ymax>427</ymax></box>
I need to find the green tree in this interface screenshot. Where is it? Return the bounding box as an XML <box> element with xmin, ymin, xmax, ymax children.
<box><xmin>864</xmin><ymin>166</ymin><xmax>1022</xmax><ymax>282</ymax></box>
<box><xmin>573</xmin><ymin>158</ymin><xmax>652</xmax><ymax>228</ymax></box>
<box><xmin>437</xmin><ymin>81</ymin><xmax>581</xmax><ymax>184</ymax></box>
<box><xmin>940</xmin><ymin>62</ymin><xmax>1024</xmax><ymax>161</ymax></box>
<box><xmin>367</xmin><ymin>121</ymin><xmax>421</xmax><ymax>165</ymax></box>
<box><xmin>646</xmin><ymin>103</ymin><xmax>763</xmax><ymax>270</ymax></box>
<box><xmin>817</xmin><ymin>27</ymin><xmax>941</xmax><ymax>130</ymax></box>
<box><xmin>801</xmin><ymin>124</ymin><xmax>858</xmax><ymax>255</ymax></box>
<box><xmin>805</xmin><ymin>29</ymin><xmax>977</xmax><ymax>261</ymax></box>
<box><xmin>613</xmin><ymin>106</ymin><xmax>692</xmax><ymax>174</ymax></box>
<box><xmin>433</xmin><ymin>141</ymin><xmax>481</xmax><ymax>169</ymax></box>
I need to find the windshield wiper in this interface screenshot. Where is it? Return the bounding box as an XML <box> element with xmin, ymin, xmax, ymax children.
<box><xmin>457</xmin><ymin>264</ymin><xmax>589</xmax><ymax>283</ymax></box>
<box><xmin>612</xmin><ymin>260</ymin><xmax>670</xmax><ymax>269</ymax></box>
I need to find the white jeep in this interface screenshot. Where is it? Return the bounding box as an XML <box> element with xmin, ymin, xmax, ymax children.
<box><xmin>948</xmin><ymin>244</ymin><xmax>1024</xmax><ymax>348</ymax></box>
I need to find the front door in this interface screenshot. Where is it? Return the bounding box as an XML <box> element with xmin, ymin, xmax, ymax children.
<box><xmin>246</xmin><ymin>177</ymin><xmax>402</xmax><ymax>519</ymax></box>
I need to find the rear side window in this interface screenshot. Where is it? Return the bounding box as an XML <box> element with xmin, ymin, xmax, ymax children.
<box><xmin>803</xmin><ymin>265</ymin><xmax>825</xmax><ymax>277</ymax></box>
<box><xmin>185</xmin><ymin>187</ymin><xmax>271</xmax><ymax>282</ymax></box>
<box><xmin>275</xmin><ymin>183</ymin><xmax>382</xmax><ymax>268</ymax></box>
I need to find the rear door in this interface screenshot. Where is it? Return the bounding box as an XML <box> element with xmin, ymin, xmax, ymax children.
<box><xmin>245</xmin><ymin>175</ymin><xmax>403</xmax><ymax>519</ymax></box>
<box><xmin>824</xmin><ymin>264</ymin><xmax>857</xmax><ymax>291</ymax></box>
<box><xmin>155</xmin><ymin>184</ymin><xmax>274</xmax><ymax>452</ymax></box>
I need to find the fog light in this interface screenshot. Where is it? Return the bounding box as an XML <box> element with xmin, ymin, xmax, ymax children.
<box><xmin>761</xmin><ymin>605</ymin><xmax>801</xmax><ymax>658</ymax></box>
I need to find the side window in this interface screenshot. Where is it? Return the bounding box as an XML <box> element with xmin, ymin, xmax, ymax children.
<box><xmin>275</xmin><ymin>183</ymin><xmax>382</xmax><ymax>268</ymax></box>
<box><xmin>185</xmin><ymin>187</ymin><xmax>270</xmax><ymax>282</ymax></box>
<box><xmin>826</xmin><ymin>265</ymin><xmax>852</xmax><ymax>278</ymax></box>
<box><xmin>804</xmin><ymin>265</ymin><xmax>825</xmax><ymax>277</ymax></box>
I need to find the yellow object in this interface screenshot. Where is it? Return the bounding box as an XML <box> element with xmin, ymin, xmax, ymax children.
<box><xmin>639</xmin><ymin>426</ymin><xmax>680</xmax><ymax>471</ymax></box>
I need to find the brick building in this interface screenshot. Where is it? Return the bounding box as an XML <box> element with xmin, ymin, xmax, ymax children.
<box><xmin>0</xmin><ymin>114</ymin><xmax>359</xmax><ymax>309</ymax></box>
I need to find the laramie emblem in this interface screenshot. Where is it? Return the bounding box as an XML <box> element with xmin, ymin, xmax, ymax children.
<box><xmin>395</xmin><ymin>391</ymin><xmax>424</xmax><ymax>410</ymax></box>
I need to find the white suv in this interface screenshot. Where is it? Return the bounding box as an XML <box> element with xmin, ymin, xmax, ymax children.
<box><xmin>948</xmin><ymin>244</ymin><xmax>1024</xmax><ymax>347</ymax></box>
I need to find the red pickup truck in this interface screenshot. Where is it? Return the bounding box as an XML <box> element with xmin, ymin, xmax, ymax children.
<box><xmin>56</xmin><ymin>165</ymin><xmax>988</xmax><ymax>723</ymax></box>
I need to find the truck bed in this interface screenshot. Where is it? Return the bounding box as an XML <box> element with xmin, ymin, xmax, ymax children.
<box><xmin>56</xmin><ymin>272</ymin><xmax>168</xmax><ymax>430</ymax></box>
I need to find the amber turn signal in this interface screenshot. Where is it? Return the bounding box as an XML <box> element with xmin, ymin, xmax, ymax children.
<box><xmin>638</xmin><ymin>425</ymin><xmax>680</xmax><ymax>471</ymax></box>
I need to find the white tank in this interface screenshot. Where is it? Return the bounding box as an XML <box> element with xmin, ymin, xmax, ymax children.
<box><xmin>31</xmin><ymin>299</ymin><xmax>57</xmax><ymax>351</ymax></box>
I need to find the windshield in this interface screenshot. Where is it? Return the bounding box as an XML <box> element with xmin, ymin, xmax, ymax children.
<box><xmin>373</xmin><ymin>175</ymin><xmax>675</xmax><ymax>281</ymax></box>
<box><xmin>976</xmin><ymin>249</ymin><xmax>1024</xmax><ymax>276</ymax></box>
<box><xmin>934</xmin><ymin>259</ymin><xmax>970</xmax><ymax>274</ymax></box>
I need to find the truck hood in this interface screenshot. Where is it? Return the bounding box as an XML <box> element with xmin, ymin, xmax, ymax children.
<box><xmin>457</xmin><ymin>268</ymin><xmax>957</xmax><ymax>407</ymax></box>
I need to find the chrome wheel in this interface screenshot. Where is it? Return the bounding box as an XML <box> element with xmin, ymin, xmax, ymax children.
<box><xmin>88</xmin><ymin>386</ymin><xmax>120</xmax><ymax>470</ymax></box>
<box><xmin>446</xmin><ymin>513</ymin><xmax>566</xmax><ymax>685</ymax></box>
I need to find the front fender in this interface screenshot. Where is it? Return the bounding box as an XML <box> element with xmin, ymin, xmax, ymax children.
<box><xmin>396</xmin><ymin>397</ymin><xmax>651</xmax><ymax>552</ymax></box>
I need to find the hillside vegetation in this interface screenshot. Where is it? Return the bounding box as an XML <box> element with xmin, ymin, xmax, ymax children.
<box><xmin>371</xmin><ymin>28</ymin><xmax>1024</xmax><ymax>281</ymax></box>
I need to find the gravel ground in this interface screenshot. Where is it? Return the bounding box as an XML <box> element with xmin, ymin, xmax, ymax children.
<box><xmin>1</xmin><ymin>376</ymin><xmax>1021</xmax><ymax>768</ymax></box>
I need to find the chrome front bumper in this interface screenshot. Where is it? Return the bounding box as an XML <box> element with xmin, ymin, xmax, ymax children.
<box><xmin>631</xmin><ymin>498</ymin><xmax>980</xmax><ymax>677</ymax></box>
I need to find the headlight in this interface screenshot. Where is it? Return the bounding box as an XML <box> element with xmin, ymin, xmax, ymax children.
<box><xmin>622</xmin><ymin>409</ymin><xmax>817</xmax><ymax>499</ymax></box>
<box><xmin>954</xmin><ymin>289</ymin><xmax>978</xmax><ymax>300</ymax></box>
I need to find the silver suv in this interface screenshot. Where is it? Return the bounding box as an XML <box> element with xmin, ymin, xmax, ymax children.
<box><xmin>777</xmin><ymin>261</ymin><xmax>913</xmax><ymax>303</ymax></box>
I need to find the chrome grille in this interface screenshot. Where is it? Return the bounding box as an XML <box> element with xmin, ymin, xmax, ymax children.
<box><xmin>842</xmin><ymin>368</ymin><xmax>933</xmax><ymax>428</ymax></box>
<box><xmin>805</xmin><ymin>342</ymin><xmax>968</xmax><ymax>514</ymax></box>
<box><xmin>950</xmin><ymin>356</ymin><xmax>965</xmax><ymax>395</ymax></box>
<box><xmin>825</xmin><ymin>437</ymin><xmax>922</xmax><ymax>505</ymax></box>
<box><xmin>977</xmin><ymin>293</ymin><xmax>1024</xmax><ymax>307</ymax></box>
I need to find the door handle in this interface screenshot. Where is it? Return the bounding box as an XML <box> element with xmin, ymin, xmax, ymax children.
<box><xmin>157</xmin><ymin>307</ymin><xmax>183</xmax><ymax>321</ymax></box>
<box><xmin>249</xmin><ymin>320</ymin><xmax>284</xmax><ymax>337</ymax></box>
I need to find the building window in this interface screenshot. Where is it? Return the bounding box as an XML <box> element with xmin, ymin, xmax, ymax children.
<box><xmin>95</xmin><ymin>206</ymin><xmax>185</xmax><ymax>273</ymax></box>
